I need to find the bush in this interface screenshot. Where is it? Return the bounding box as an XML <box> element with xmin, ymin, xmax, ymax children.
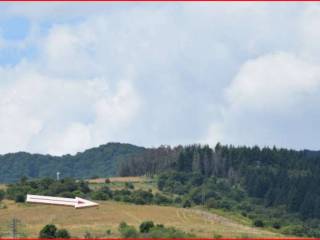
<box><xmin>281</xmin><ymin>225</ymin><xmax>307</xmax><ymax>237</ymax></box>
<box><xmin>56</xmin><ymin>229</ymin><xmax>70</xmax><ymax>238</ymax></box>
<box><xmin>272</xmin><ymin>222</ymin><xmax>281</xmax><ymax>229</ymax></box>
<box><xmin>39</xmin><ymin>224</ymin><xmax>57</xmax><ymax>238</ymax></box>
<box><xmin>216</xmin><ymin>199</ymin><xmax>231</xmax><ymax>210</ymax></box>
<box><xmin>0</xmin><ymin>190</ymin><xmax>5</xmax><ymax>201</ymax></box>
<box><xmin>174</xmin><ymin>196</ymin><xmax>182</xmax><ymax>204</ymax></box>
<box><xmin>154</xmin><ymin>193</ymin><xmax>172</xmax><ymax>205</ymax></box>
<box><xmin>15</xmin><ymin>194</ymin><xmax>26</xmax><ymax>203</ymax></box>
<box><xmin>59</xmin><ymin>191</ymin><xmax>75</xmax><ymax>198</ymax></box>
<box><xmin>182</xmin><ymin>199</ymin><xmax>191</xmax><ymax>208</ymax></box>
<box><xmin>118</xmin><ymin>222</ymin><xmax>139</xmax><ymax>238</ymax></box>
<box><xmin>205</xmin><ymin>198</ymin><xmax>216</xmax><ymax>209</ymax></box>
<box><xmin>84</xmin><ymin>231</ymin><xmax>92</xmax><ymax>238</ymax></box>
<box><xmin>125</xmin><ymin>182</ymin><xmax>134</xmax><ymax>189</ymax></box>
<box><xmin>105</xmin><ymin>178</ymin><xmax>111</xmax><ymax>183</ymax></box>
<box><xmin>91</xmin><ymin>191</ymin><xmax>109</xmax><ymax>201</ymax></box>
<box><xmin>253</xmin><ymin>219</ymin><xmax>264</xmax><ymax>228</ymax></box>
<box><xmin>140</xmin><ymin>221</ymin><xmax>155</xmax><ymax>233</ymax></box>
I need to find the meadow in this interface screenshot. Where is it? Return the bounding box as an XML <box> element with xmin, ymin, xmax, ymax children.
<box><xmin>0</xmin><ymin>199</ymin><xmax>282</xmax><ymax>238</ymax></box>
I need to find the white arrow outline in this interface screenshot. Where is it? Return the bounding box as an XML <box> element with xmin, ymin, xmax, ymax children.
<box><xmin>26</xmin><ymin>194</ymin><xmax>98</xmax><ymax>209</ymax></box>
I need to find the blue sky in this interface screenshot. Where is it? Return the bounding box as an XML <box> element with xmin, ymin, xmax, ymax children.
<box><xmin>0</xmin><ymin>3</ymin><xmax>320</xmax><ymax>155</ymax></box>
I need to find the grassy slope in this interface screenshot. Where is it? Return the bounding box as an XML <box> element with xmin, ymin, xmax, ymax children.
<box><xmin>0</xmin><ymin>177</ymin><xmax>286</xmax><ymax>238</ymax></box>
<box><xmin>0</xmin><ymin>200</ymin><xmax>282</xmax><ymax>238</ymax></box>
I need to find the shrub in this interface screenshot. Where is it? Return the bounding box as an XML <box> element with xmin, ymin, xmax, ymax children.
<box><xmin>39</xmin><ymin>224</ymin><xmax>57</xmax><ymax>238</ymax></box>
<box><xmin>56</xmin><ymin>229</ymin><xmax>70</xmax><ymax>238</ymax></box>
<box><xmin>125</xmin><ymin>182</ymin><xmax>134</xmax><ymax>189</ymax></box>
<box><xmin>182</xmin><ymin>199</ymin><xmax>191</xmax><ymax>208</ymax></box>
<box><xmin>174</xmin><ymin>197</ymin><xmax>182</xmax><ymax>204</ymax></box>
<box><xmin>105</xmin><ymin>178</ymin><xmax>111</xmax><ymax>183</ymax></box>
<box><xmin>253</xmin><ymin>219</ymin><xmax>264</xmax><ymax>228</ymax></box>
<box><xmin>139</xmin><ymin>221</ymin><xmax>155</xmax><ymax>233</ymax></box>
<box><xmin>118</xmin><ymin>222</ymin><xmax>138</xmax><ymax>238</ymax></box>
<box><xmin>84</xmin><ymin>231</ymin><xmax>92</xmax><ymax>238</ymax></box>
<box><xmin>216</xmin><ymin>199</ymin><xmax>231</xmax><ymax>210</ymax></box>
<box><xmin>205</xmin><ymin>198</ymin><xmax>216</xmax><ymax>209</ymax></box>
<box><xmin>154</xmin><ymin>193</ymin><xmax>172</xmax><ymax>205</ymax></box>
<box><xmin>0</xmin><ymin>190</ymin><xmax>5</xmax><ymax>201</ymax></box>
<box><xmin>281</xmin><ymin>225</ymin><xmax>307</xmax><ymax>237</ymax></box>
<box><xmin>15</xmin><ymin>194</ymin><xmax>26</xmax><ymax>203</ymax></box>
<box><xmin>272</xmin><ymin>222</ymin><xmax>281</xmax><ymax>229</ymax></box>
<box><xmin>147</xmin><ymin>226</ymin><xmax>194</xmax><ymax>238</ymax></box>
<box><xmin>59</xmin><ymin>191</ymin><xmax>75</xmax><ymax>198</ymax></box>
<box><xmin>91</xmin><ymin>191</ymin><xmax>108</xmax><ymax>200</ymax></box>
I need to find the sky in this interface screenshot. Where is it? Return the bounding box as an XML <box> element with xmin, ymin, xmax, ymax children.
<box><xmin>0</xmin><ymin>2</ymin><xmax>320</xmax><ymax>155</ymax></box>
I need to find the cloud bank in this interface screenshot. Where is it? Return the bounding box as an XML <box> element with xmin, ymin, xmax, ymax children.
<box><xmin>0</xmin><ymin>3</ymin><xmax>320</xmax><ymax>155</ymax></box>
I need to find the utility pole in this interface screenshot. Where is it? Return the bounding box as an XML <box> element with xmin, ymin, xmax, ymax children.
<box><xmin>202</xmin><ymin>186</ymin><xmax>206</xmax><ymax>206</ymax></box>
<box><xmin>8</xmin><ymin>218</ymin><xmax>22</xmax><ymax>238</ymax></box>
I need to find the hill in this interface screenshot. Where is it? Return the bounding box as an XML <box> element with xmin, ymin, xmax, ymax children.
<box><xmin>0</xmin><ymin>143</ymin><xmax>145</xmax><ymax>183</ymax></box>
<box><xmin>0</xmin><ymin>200</ymin><xmax>282</xmax><ymax>238</ymax></box>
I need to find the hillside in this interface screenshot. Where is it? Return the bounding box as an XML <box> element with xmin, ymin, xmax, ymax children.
<box><xmin>119</xmin><ymin>144</ymin><xmax>320</xmax><ymax>237</ymax></box>
<box><xmin>0</xmin><ymin>143</ymin><xmax>145</xmax><ymax>183</ymax></box>
<box><xmin>0</xmin><ymin>200</ymin><xmax>282</xmax><ymax>238</ymax></box>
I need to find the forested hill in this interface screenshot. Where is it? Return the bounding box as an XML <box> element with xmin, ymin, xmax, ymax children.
<box><xmin>0</xmin><ymin>143</ymin><xmax>145</xmax><ymax>183</ymax></box>
<box><xmin>119</xmin><ymin>144</ymin><xmax>320</xmax><ymax>220</ymax></box>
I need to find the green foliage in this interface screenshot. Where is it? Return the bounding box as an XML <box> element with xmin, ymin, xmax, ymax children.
<box><xmin>119</xmin><ymin>221</ymin><xmax>193</xmax><ymax>238</ymax></box>
<box><xmin>182</xmin><ymin>199</ymin><xmax>191</xmax><ymax>208</ymax></box>
<box><xmin>153</xmin><ymin>193</ymin><xmax>172</xmax><ymax>205</ymax></box>
<box><xmin>15</xmin><ymin>194</ymin><xmax>25</xmax><ymax>203</ymax></box>
<box><xmin>281</xmin><ymin>225</ymin><xmax>308</xmax><ymax>236</ymax></box>
<box><xmin>6</xmin><ymin>178</ymin><xmax>91</xmax><ymax>201</ymax></box>
<box><xmin>146</xmin><ymin>225</ymin><xmax>194</xmax><ymax>238</ymax></box>
<box><xmin>118</xmin><ymin>222</ymin><xmax>139</xmax><ymax>238</ymax></box>
<box><xmin>56</xmin><ymin>229</ymin><xmax>70</xmax><ymax>238</ymax></box>
<box><xmin>39</xmin><ymin>224</ymin><xmax>71</xmax><ymax>239</ymax></box>
<box><xmin>0</xmin><ymin>143</ymin><xmax>145</xmax><ymax>182</ymax></box>
<box><xmin>91</xmin><ymin>186</ymin><xmax>112</xmax><ymax>200</ymax></box>
<box><xmin>0</xmin><ymin>189</ymin><xmax>5</xmax><ymax>201</ymax></box>
<box><xmin>253</xmin><ymin>219</ymin><xmax>264</xmax><ymax>227</ymax></box>
<box><xmin>39</xmin><ymin>224</ymin><xmax>57</xmax><ymax>239</ymax></box>
<box><xmin>83</xmin><ymin>231</ymin><xmax>92</xmax><ymax>238</ymax></box>
<box><xmin>139</xmin><ymin>220</ymin><xmax>154</xmax><ymax>233</ymax></box>
<box><xmin>272</xmin><ymin>222</ymin><xmax>281</xmax><ymax>229</ymax></box>
<box><xmin>125</xmin><ymin>182</ymin><xmax>134</xmax><ymax>189</ymax></box>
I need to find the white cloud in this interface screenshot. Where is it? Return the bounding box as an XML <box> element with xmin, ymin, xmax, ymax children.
<box><xmin>0</xmin><ymin>65</ymin><xmax>140</xmax><ymax>155</ymax></box>
<box><xmin>1</xmin><ymin>3</ymin><xmax>320</xmax><ymax>154</ymax></box>
<box><xmin>226</xmin><ymin>52</ymin><xmax>320</xmax><ymax>113</ymax></box>
<box><xmin>205</xmin><ymin>52</ymin><xmax>320</xmax><ymax>149</ymax></box>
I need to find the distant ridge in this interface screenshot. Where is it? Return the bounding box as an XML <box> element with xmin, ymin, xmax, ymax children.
<box><xmin>0</xmin><ymin>142</ymin><xmax>145</xmax><ymax>183</ymax></box>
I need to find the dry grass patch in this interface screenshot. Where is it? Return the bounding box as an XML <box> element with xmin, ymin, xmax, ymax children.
<box><xmin>0</xmin><ymin>200</ymin><xmax>283</xmax><ymax>238</ymax></box>
<box><xmin>88</xmin><ymin>176</ymin><xmax>148</xmax><ymax>184</ymax></box>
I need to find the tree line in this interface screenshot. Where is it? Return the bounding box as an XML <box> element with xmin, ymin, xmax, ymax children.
<box><xmin>119</xmin><ymin>143</ymin><xmax>320</xmax><ymax>222</ymax></box>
